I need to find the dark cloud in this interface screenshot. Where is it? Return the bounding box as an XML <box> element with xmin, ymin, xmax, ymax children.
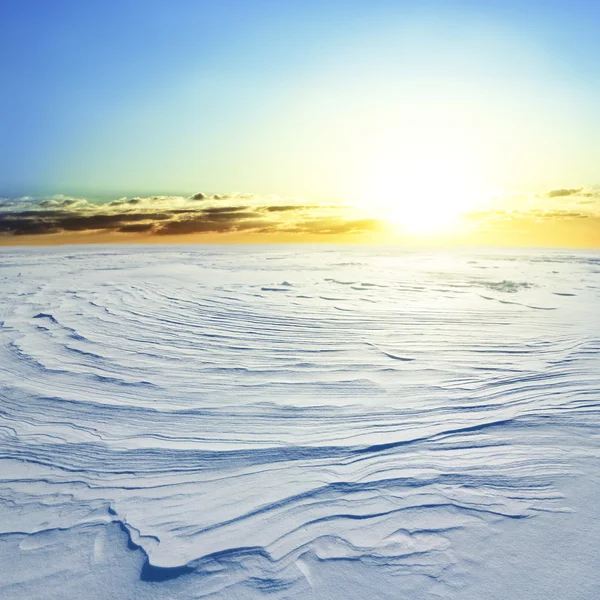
<box><xmin>202</xmin><ymin>205</ymin><xmax>251</xmax><ymax>214</ymax></box>
<box><xmin>199</xmin><ymin>212</ymin><xmax>261</xmax><ymax>223</ymax></box>
<box><xmin>546</xmin><ymin>188</ymin><xmax>584</xmax><ymax>198</ymax></box>
<box><xmin>1</xmin><ymin>209</ymin><xmax>72</xmax><ymax>219</ymax></box>
<box><xmin>0</xmin><ymin>194</ymin><xmax>381</xmax><ymax>239</ymax></box>
<box><xmin>58</xmin><ymin>212</ymin><xmax>171</xmax><ymax>231</ymax></box>
<box><xmin>263</xmin><ymin>205</ymin><xmax>312</xmax><ymax>212</ymax></box>
<box><xmin>0</xmin><ymin>210</ymin><xmax>171</xmax><ymax>235</ymax></box>
<box><xmin>156</xmin><ymin>218</ymin><xmax>236</xmax><ymax>235</ymax></box>
<box><xmin>206</xmin><ymin>211</ymin><xmax>262</xmax><ymax>221</ymax></box>
<box><xmin>191</xmin><ymin>192</ymin><xmax>255</xmax><ymax>201</ymax></box>
<box><xmin>118</xmin><ymin>223</ymin><xmax>156</xmax><ymax>233</ymax></box>
<box><xmin>190</xmin><ymin>192</ymin><xmax>208</xmax><ymax>200</ymax></box>
<box><xmin>155</xmin><ymin>208</ymin><xmax>269</xmax><ymax>235</ymax></box>
<box><xmin>108</xmin><ymin>197</ymin><xmax>143</xmax><ymax>206</ymax></box>
<box><xmin>0</xmin><ymin>217</ymin><xmax>61</xmax><ymax>235</ymax></box>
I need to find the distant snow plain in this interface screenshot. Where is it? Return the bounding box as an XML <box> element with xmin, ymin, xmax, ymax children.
<box><xmin>0</xmin><ymin>245</ymin><xmax>598</xmax><ymax>599</ymax></box>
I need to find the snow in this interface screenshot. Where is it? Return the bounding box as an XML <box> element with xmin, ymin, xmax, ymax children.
<box><xmin>0</xmin><ymin>245</ymin><xmax>598</xmax><ymax>599</ymax></box>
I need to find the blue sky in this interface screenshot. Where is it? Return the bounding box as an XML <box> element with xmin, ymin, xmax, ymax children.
<box><xmin>2</xmin><ymin>0</ymin><xmax>600</xmax><ymax>201</ymax></box>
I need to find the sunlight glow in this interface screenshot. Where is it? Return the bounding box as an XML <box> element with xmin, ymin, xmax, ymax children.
<box><xmin>358</xmin><ymin>144</ymin><xmax>488</xmax><ymax>236</ymax></box>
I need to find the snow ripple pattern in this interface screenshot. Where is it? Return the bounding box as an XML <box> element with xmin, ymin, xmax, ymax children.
<box><xmin>0</xmin><ymin>246</ymin><xmax>599</xmax><ymax>598</ymax></box>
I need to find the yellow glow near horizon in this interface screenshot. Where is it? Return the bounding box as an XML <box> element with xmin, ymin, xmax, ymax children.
<box><xmin>357</xmin><ymin>142</ymin><xmax>489</xmax><ymax>236</ymax></box>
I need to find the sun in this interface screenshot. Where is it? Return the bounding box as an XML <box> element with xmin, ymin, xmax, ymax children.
<box><xmin>375</xmin><ymin>180</ymin><xmax>479</xmax><ymax>235</ymax></box>
<box><xmin>357</xmin><ymin>146</ymin><xmax>488</xmax><ymax>236</ymax></box>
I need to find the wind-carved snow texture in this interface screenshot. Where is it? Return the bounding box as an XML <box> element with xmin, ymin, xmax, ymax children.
<box><xmin>0</xmin><ymin>246</ymin><xmax>599</xmax><ymax>599</ymax></box>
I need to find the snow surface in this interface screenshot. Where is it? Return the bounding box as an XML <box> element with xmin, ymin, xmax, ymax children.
<box><xmin>0</xmin><ymin>245</ymin><xmax>598</xmax><ymax>599</ymax></box>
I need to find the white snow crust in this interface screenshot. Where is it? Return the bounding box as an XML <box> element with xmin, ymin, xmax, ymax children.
<box><xmin>0</xmin><ymin>245</ymin><xmax>598</xmax><ymax>599</ymax></box>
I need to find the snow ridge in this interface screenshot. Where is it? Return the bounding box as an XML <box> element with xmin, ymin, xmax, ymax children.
<box><xmin>0</xmin><ymin>246</ymin><xmax>599</xmax><ymax>599</ymax></box>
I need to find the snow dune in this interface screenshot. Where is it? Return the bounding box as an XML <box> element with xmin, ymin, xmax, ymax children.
<box><xmin>0</xmin><ymin>246</ymin><xmax>598</xmax><ymax>599</ymax></box>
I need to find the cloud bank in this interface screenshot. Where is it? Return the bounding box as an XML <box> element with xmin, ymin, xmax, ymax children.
<box><xmin>1</xmin><ymin>186</ymin><xmax>598</xmax><ymax>246</ymax></box>
<box><xmin>544</xmin><ymin>187</ymin><xmax>599</xmax><ymax>199</ymax></box>
<box><xmin>0</xmin><ymin>193</ymin><xmax>381</xmax><ymax>240</ymax></box>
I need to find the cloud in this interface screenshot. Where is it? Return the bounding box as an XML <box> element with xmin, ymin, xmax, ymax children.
<box><xmin>466</xmin><ymin>208</ymin><xmax>595</xmax><ymax>224</ymax></box>
<box><xmin>263</xmin><ymin>205</ymin><xmax>314</xmax><ymax>212</ymax></box>
<box><xmin>39</xmin><ymin>198</ymin><xmax>87</xmax><ymax>208</ymax></box>
<box><xmin>0</xmin><ymin>192</ymin><xmax>387</xmax><ymax>240</ymax></box>
<box><xmin>155</xmin><ymin>216</ymin><xmax>269</xmax><ymax>235</ymax></box>
<box><xmin>0</xmin><ymin>214</ymin><xmax>61</xmax><ymax>235</ymax></box>
<box><xmin>155</xmin><ymin>219</ymin><xmax>222</xmax><ymax>235</ymax></box>
<box><xmin>191</xmin><ymin>192</ymin><xmax>256</xmax><ymax>201</ymax></box>
<box><xmin>5</xmin><ymin>186</ymin><xmax>596</xmax><ymax>243</ymax></box>
<box><xmin>117</xmin><ymin>223</ymin><xmax>156</xmax><ymax>233</ymax></box>
<box><xmin>529</xmin><ymin>209</ymin><xmax>591</xmax><ymax>220</ymax></box>
<box><xmin>546</xmin><ymin>187</ymin><xmax>584</xmax><ymax>198</ymax></box>
<box><xmin>190</xmin><ymin>192</ymin><xmax>208</xmax><ymax>200</ymax></box>
<box><xmin>283</xmin><ymin>218</ymin><xmax>381</xmax><ymax>235</ymax></box>
<box><xmin>202</xmin><ymin>205</ymin><xmax>252</xmax><ymax>214</ymax></box>
<box><xmin>0</xmin><ymin>209</ymin><xmax>171</xmax><ymax>235</ymax></box>
<box><xmin>58</xmin><ymin>213</ymin><xmax>171</xmax><ymax>231</ymax></box>
<box><xmin>108</xmin><ymin>197</ymin><xmax>144</xmax><ymax>206</ymax></box>
<box><xmin>543</xmin><ymin>187</ymin><xmax>599</xmax><ymax>199</ymax></box>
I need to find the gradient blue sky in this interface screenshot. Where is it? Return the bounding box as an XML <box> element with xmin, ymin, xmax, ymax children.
<box><xmin>1</xmin><ymin>0</ymin><xmax>600</xmax><ymax>201</ymax></box>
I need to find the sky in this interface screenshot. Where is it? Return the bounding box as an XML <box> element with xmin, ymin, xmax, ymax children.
<box><xmin>1</xmin><ymin>0</ymin><xmax>599</xmax><ymax>246</ymax></box>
